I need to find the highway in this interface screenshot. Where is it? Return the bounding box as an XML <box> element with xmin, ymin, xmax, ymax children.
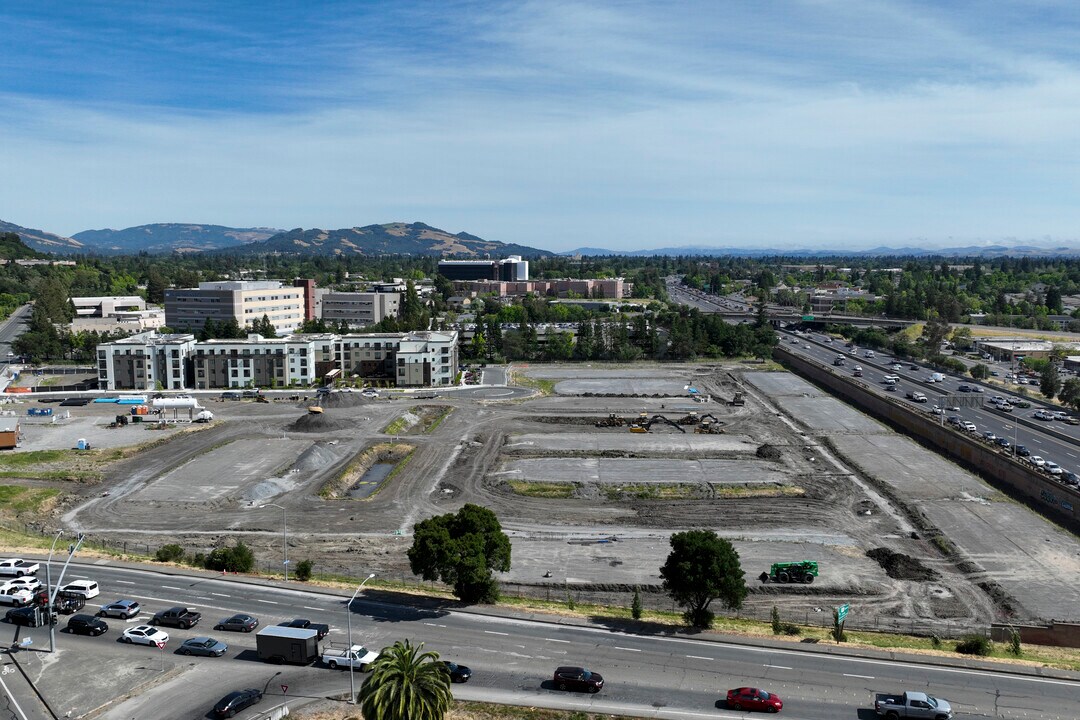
<box><xmin>0</xmin><ymin>562</ymin><xmax>1076</xmax><ymax>719</ymax></box>
<box><xmin>780</xmin><ymin>330</ymin><xmax>1080</xmax><ymax>481</ymax></box>
<box><xmin>0</xmin><ymin>303</ymin><xmax>30</xmax><ymax>362</ymax></box>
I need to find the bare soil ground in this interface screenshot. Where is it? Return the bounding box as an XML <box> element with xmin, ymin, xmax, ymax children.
<box><xmin>1</xmin><ymin>362</ymin><xmax>1075</xmax><ymax>637</ymax></box>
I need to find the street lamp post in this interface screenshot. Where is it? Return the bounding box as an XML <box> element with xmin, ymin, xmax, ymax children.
<box><xmin>348</xmin><ymin>573</ymin><xmax>376</xmax><ymax>704</ymax></box>
<box><xmin>44</xmin><ymin>529</ymin><xmax>64</xmax><ymax>653</ymax></box>
<box><xmin>259</xmin><ymin>503</ymin><xmax>288</xmax><ymax>582</ymax></box>
<box><xmin>47</xmin><ymin>534</ymin><xmax>84</xmax><ymax>653</ymax></box>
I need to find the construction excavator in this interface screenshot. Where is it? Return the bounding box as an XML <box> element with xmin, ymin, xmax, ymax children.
<box><xmin>628</xmin><ymin>414</ymin><xmax>686</xmax><ymax>433</ymax></box>
<box><xmin>595</xmin><ymin>413</ymin><xmax>626</xmax><ymax>427</ymax></box>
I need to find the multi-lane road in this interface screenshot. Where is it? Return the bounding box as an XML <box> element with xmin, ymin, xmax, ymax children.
<box><xmin>782</xmin><ymin>330</ymin><xmax>1080</xmax><ymax>481</ymax></box>
<box><xmin>1</xmin><ymin>562</ymin><xmax>1077</xmax><ymax>719</ymax></box>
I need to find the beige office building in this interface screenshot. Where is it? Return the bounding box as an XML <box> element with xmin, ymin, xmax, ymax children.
<box><xmin>165</xmin><ymin>281</ymin><xmax>305</xmax><ymax>335</ymax></box>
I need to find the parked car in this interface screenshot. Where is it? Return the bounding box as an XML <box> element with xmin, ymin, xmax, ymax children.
<box><xmin>553</xmin><ymin>666</ymin><xmax>604</xmax><ymax>693</ymax></box>
<box><xmin>995</xmin><ymin>437</ymin><xmax>1011</xmax><ymax>449</ymax></box>
<box><xmin>213</xmin><ymin>689</ymin><xmax>263</xmax><ymax>718</ymax></box>
<box><xmin>61</xmin><ymin>580</ymin><xmax>100</xmax><ymax>599</ymax></box>
<box><xmin>214</xmin><ymin>613</ymin><xmax>259</xmax><ymax>632</ymax></box>
<box><xmin>220</xmin><ymin>392</ymin><xmax>241</xmax><ymax>400</ymax></box>
<box><xmin>1044</xmin><ymin>461</ymin><xmax>1063</xmax><ymax>476</ymax></box>
<box><xmin>99</xmin><ymin>600</ymin><xmax>141</xmax><ymax>619</ymax></box>
<box><xmin>1062</xmin><ymin>471</ymin><xmax>1080</xmax><ymax>487</ymax></box>
<box><xmin>1030</xmin><ymin>456</ymin><xmax>1046</xmax><ymax>468</ymax></box>
<box><xmin>179</xmin><ymin>636</ymin><xmax>228</xmax><ymax>657</ymax></box>
<box><xmin>1015</xmin><ymin>445</ymin><xmax>1031</xmax><ymax>457</ymax></box>
<box><xmin>962</xmin><ymin>421</ymin><xmax>977</xmax><ymax>432</ymax></box>
<box><xmin>121</xmin><ymin>624</ymin><xmax>169</xmax><ymax>646</ymax></box>
<box><xmin>982</xmin><ymin>431</ymin><xmax>997</xmax><ymax>442</ymax></box>
<box><xmin>66</xmin><ymin>613</ymin><xmax>108</xmax><ymax>636</ymax></box>
<box><xmin>727</xmin><ymin>687</ymin><xmax>784</xmax><ymax>713</ymax></box>
<box><xmin>442</xmin><ymin>661</ymin><xmax>472</xmax><ymax>683</ymax></box>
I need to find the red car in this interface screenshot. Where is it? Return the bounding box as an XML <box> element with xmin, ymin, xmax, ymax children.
<box><xmin>727</xmin><ymin>687</ymin><xmax>783</xmax><ymax>712</ymax></box>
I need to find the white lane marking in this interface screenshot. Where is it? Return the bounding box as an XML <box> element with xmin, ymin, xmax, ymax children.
<box><xmin>256</xmin><ymin>599</ymin><xmax>279</xmax><ymax>605</ymax></box>
<box><xmin>211</xmin><ymin>593</ymin><xmax>230</xmax><ymax>597</ymax></box>
<box><xmin>162</xmin><ymin>586</ymin><xmax>182</xmax><ymax>591</ymax></box>
<box><xmin>115</xmin><ymin>580</ymin><xmax>135</xmax><ymax>585</ymax></box>
<box><xmin>614</xmin><ymin>646</ymin><xmax>641</xmax><ymax>652</ymax></box>
<box><xmin>1067</xmin><ymin>452</ymin><xmax>1077</xmax><ymax>458</ymax></box>
<box><xmin>302</xmin><ymin>606</ymin><xmax>324</xmax><ymax>611</ymax></box>
<box><xmin>843</xmin><ymin>673</ymin><xmax>875</xmax><ymax>679</ymax></box>
<box><xmin>764</xmin><ymin>664</ymin><xmax>792</xmax><ymax>670</ymax></box>
<box><xmin>0</xmin><ymin>669</ymin><xmax>30</xmax><ymax>720</ymax></box>
<box><xmin>686</xmin><ymin>655</ymin><xmax>712</xmax><ymax>661</ymax></box>
<box><xmin>484</xmin><ymin>631</ymin><xmax>509</xmax><ymax>636</ymax></box>
<box><xmin>195</xmin><ymin>597</ymin><xmax>213</xmax><ymax>602</ymax></box>
<box><xmin>424</xmin><ymin>622</ymin><xmax>447</xmax><ymax>628</ymax></box>
<box><xmin>546</xmin><ymin>638</ymin><xmax>570</xmax><ymax>643</ymax></box>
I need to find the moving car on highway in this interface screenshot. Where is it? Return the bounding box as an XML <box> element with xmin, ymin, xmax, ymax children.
<box><xmin>213</xmin><ymin>688</ymin><xmax>263</xmax><ymax>718</ymax></box>
<box><xmin>121</xmin><ymin>625</ymin><xmax>169</xmax><ymax>646</ymax></box>
<box><xmin>553</xmin><ymin>666</ymin><xmax>604</xmax><ymax>693</ymax></box>
<box><xmin>727</xmin><ymin>686</ymin><xmax>784</xmax><ymax>712</ymax></box>
<box><xmin>215</xmin><ymin>613</ymin><xmax>259</xmax><ymax>632</ymax></box>
<box><xmin>442</xmin><ymin>661</ymin><xmax>472</xmax><ymax>683</ymax></box>
<box><xmin>179</xmin><ymin>637</ymin><xmax>228</xmax><ymax>657</ymax></box>
<box><xmin>99</xmin><ymin>599</ymin><xmax>141</xmax><ymax>619</ymax></box>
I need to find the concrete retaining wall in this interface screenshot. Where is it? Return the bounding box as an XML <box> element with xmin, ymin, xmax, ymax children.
<box><xmin>775</xmin><ymin>347</ymin><xmax>1080</xmax><ymax>530</ymax></box>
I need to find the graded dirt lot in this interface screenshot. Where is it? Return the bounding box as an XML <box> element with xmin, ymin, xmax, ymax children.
<box><xmin>5</xmin><ymin>364</ymin><xmax>1076</xmax><ymax>637</ymax></box>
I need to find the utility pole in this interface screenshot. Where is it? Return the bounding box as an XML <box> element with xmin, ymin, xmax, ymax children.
<box><xmin>47</xmin><ymin>534</ymin><xmax>85</xmax><ymax>653</ymax></box>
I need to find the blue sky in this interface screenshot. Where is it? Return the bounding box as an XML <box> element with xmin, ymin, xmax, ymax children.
<box><xmin>2</xmin><ymin>1</ymin><xmax>1080</xmax><ymax>252</ymax></box>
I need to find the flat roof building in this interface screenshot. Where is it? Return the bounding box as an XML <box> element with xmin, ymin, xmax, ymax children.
<box><xmin>165</xmin><ymin>281</ymin><xmax>306</xmax><ymax>336</ymax></box>
<box><xmin>439</xmin><ymin>256</ymin><xmax>529</xmax><ymax>282</ymax></box>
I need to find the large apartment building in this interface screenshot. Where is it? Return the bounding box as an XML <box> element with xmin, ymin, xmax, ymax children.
<box><xmin>98</xmin><ymin>330</ymin><xmax>458</xmax><ymax>390</ymax></box>
<box><xmin>165</xmin><ymin>281</ymin><xmax>306</xmax><ymax>335</ymax></box>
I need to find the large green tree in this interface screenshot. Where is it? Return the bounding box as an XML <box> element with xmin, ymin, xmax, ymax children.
<box><xmin>1059</xmin><ymin>377</ymin><xmax>1080</xmax><ymax>411</ymax></box>
<box><xmin>1041</xmin><ymin>362</ymin><xmax>1062</xmax><ymax>399</ymax></box>
<box><xmin>660</xmin><ymin>529</ymin><xmax>747</xmax><ymax>628</ymax></box>
<box><xmin>359</xmin><ymin>640</ymin><xmax>452</xmax><ymax>720</ymax></box>
<box><xmin>408</xmin><ymin>504</ymin><xmax>511</xmax><ymax>603</ymax></box>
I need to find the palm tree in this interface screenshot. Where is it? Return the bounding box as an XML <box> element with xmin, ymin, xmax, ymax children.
<box><xmin>358</xmin><ymin>639</ymin><xmax>452</xmax><ymax>720</ymax></box>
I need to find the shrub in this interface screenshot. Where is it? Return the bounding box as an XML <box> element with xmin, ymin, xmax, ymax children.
<box><xmin>930</xmin><ymin>634</ymin><xmax>942</xmax><ymax>648</ymax></box>
<box><xmin>955</xmin><ymin>634</ymin><xmax>993</xmax><ymax>656</ymax></box>
<box><xmin>781</xmin><ymin>622</ymin><xmax>801</xmax><ymax>636</ymax></box>
<box><xmin>154</xmin><ymin>544</ymin><xmax>184</xmax><ymax>563</ymax></box>
<box><xmin>631</xmin><ymin>587</ymin><xmax>642</xmax><ymax>620</ymax></box>
<box><xmin>203</xmin><ymin>541</ymin><xmax>255</xmax><ymax>573</ymax></box>
<box><xmin>771</xmin><ymin>605</ymin><xmax>781</xmax><ymax>635</ymax></box>
<box><xmin>294</xmin><ymin>559</ymin><xmax>313</xmax><ymax>582</ymax></box>
<box><xmin>565</xmin><ymin>591</ymin><xmax>575</xmax><ymax>611</ymax></box>
<box><xmin>1009</xmin><ymin>629</ymin><xmax>1022</xmax><ymax>656</ymax></box>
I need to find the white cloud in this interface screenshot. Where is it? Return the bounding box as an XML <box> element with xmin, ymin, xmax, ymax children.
<box><xmin>3</xmin><ymin>0</ymin><xmax>1080</xmax><ymax>250</ymax></box>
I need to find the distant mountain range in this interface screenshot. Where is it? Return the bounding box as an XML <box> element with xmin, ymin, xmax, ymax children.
<box><xmin>1</xmin><ymin>218</ymin><xmax>550</xmax><ymax>257</ymax></box>
<box><xmin>0</xmin><ymin>220</ymin><xmax>83</xmax><ymax>253</ymax></box>
<box><xmin>5</xmin><ymin>216</ymin><xmax>1080</xmax><ymax>258</ymax></box>
<box><xmin>563</xmin><ymin>244</ymin><xmax>1080</xmax><ymax>258</ymax></box>
<box><xmin>227</xmin><ymin>222</ymin><xmax>552</xmax><ymax>257</ymax></box>
<box><xmin>72</xmin><ymin>223</ymin><xmax>281</xmax><ymax>254</ymax></box>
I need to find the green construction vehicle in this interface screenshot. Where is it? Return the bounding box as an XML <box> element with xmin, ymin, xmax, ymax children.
<box><xmin>760</xmin><ymin>561</ymin><xmax>818</xmax><ymax>584</ymax></box>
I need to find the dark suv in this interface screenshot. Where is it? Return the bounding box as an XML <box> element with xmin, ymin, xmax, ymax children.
<box><xmin>66</xmin><ymin>613</ymin><xmax>108</xmax><ymax>636</ymax></box>
<box><xmin>553</xmin><ymin>666</ymin><xmax>604</xmax><ymax>693</ymax></box>
<box><xmin>213</xmin><ymin>688</ymin><xmax>262</xmax><ymax>718</ymax></box>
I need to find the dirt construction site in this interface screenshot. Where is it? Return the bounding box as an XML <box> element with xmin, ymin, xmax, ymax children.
<box><xmin>6</xmin><ymin>363</ymin><xmax>1080</xmax><ymax>636</ymax></box>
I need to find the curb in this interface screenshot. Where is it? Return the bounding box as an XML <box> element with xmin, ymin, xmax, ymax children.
<box><xmin>32</xmin><ymin>555</ymin><xmax>1080</xmax><ymax>683</ymax></box>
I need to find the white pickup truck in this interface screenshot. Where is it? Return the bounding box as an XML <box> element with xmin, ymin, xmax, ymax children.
<box><xmin>322</xmin><ymin>644</ymin><xmax>380</xmax><ymax>671</ymax></box>
<box><xmin>0</xmin><ymin>559</ymin><xmax>40</xmax><ymax>577</ymax></box>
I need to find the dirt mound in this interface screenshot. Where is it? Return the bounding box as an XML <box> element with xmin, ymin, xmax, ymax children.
<box><xmin>295</xmin><ymin>392</ymin><xmax>371</xmax><ymax>409</ymax></box>
<box><xmin>287</xmin><ymin>412</ymin><xmax>358</xmax><ymax>433</ymax></box>
<box><xmin>866</xmin><ymin>547</ymin><xmax>940</xmax><ymax>582</ymax></box>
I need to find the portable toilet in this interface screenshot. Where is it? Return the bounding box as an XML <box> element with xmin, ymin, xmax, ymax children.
<box><xmin>77</xmin><ymin>439</ymin><xmax>87</xmax><ymax>450</ymax></box>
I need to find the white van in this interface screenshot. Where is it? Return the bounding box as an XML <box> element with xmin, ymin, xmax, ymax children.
<box><xmin>864</xmin><ymin>350</ymin><xmax>876</xmax><ymax>358</ymax></box>
<box><xmin>929</xmin><ymin>373</ymin><xmax>945</xmax><ymax>383</ymax></box>
<box><xmin>61</xmin><ymin>579</ymin><xmax>100</xmax><ymax>599</ymax></box>
<box><xmin>883</xmin><ymin>375</ymin><xmax>900</xmax><ymax>385</ymax></box>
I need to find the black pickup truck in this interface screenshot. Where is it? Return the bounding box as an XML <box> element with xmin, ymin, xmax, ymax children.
<box><xmin>152</xmin><ymin>606</ymin><xmax>201</xmax><ymax>629</ymax></box>
<box><xmin>278</xmin><ymin>618</ymin><xmax>330</xmax><ymax>640</ymax></box>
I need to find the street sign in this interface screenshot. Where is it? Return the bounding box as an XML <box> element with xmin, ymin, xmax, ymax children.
<box><xmin>156</xmin><ymin>641</ymin><xmax>166</xmax><ymax>649</ymax></box>
<box><xmin>281</xmin><ymin>684</ymin><xmax>289</xmax><ymax>694</ymax></box>
<box><xmin>836</xmin><ymin>603</ymin><xmax>850</xmax><ymax>623</ymax></box>
<box><xmin>802</xmin><ymin>315</ymin><xmax>815</xmax><ymax>321</ymax></box>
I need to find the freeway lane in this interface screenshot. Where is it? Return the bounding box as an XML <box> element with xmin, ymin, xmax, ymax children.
<box><xmin>781</xmin><ymin>331</ymin><xmax>1080</xmax><ymax>479</ymax></box>
<box><xmin>5</xmin><ymin>562</ymin><xmax>1074</xmax><ymax>719</ymax></box>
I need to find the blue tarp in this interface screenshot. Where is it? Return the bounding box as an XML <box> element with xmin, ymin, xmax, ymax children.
<box><xmin>92</xmin><ymin>398</ymin><xmax>119</xmax><ymax>404</ymax></box>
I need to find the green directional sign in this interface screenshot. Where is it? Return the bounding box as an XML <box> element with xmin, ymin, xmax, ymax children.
<box><xmin>802</xmin><ymin>315</ymin><xmax>815</xmax><ymax>321</ymax></box>
<box><xmin>836</xmin><ymin>603</ymin><xmax>850</xmax><ymax>623</ymax></box>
